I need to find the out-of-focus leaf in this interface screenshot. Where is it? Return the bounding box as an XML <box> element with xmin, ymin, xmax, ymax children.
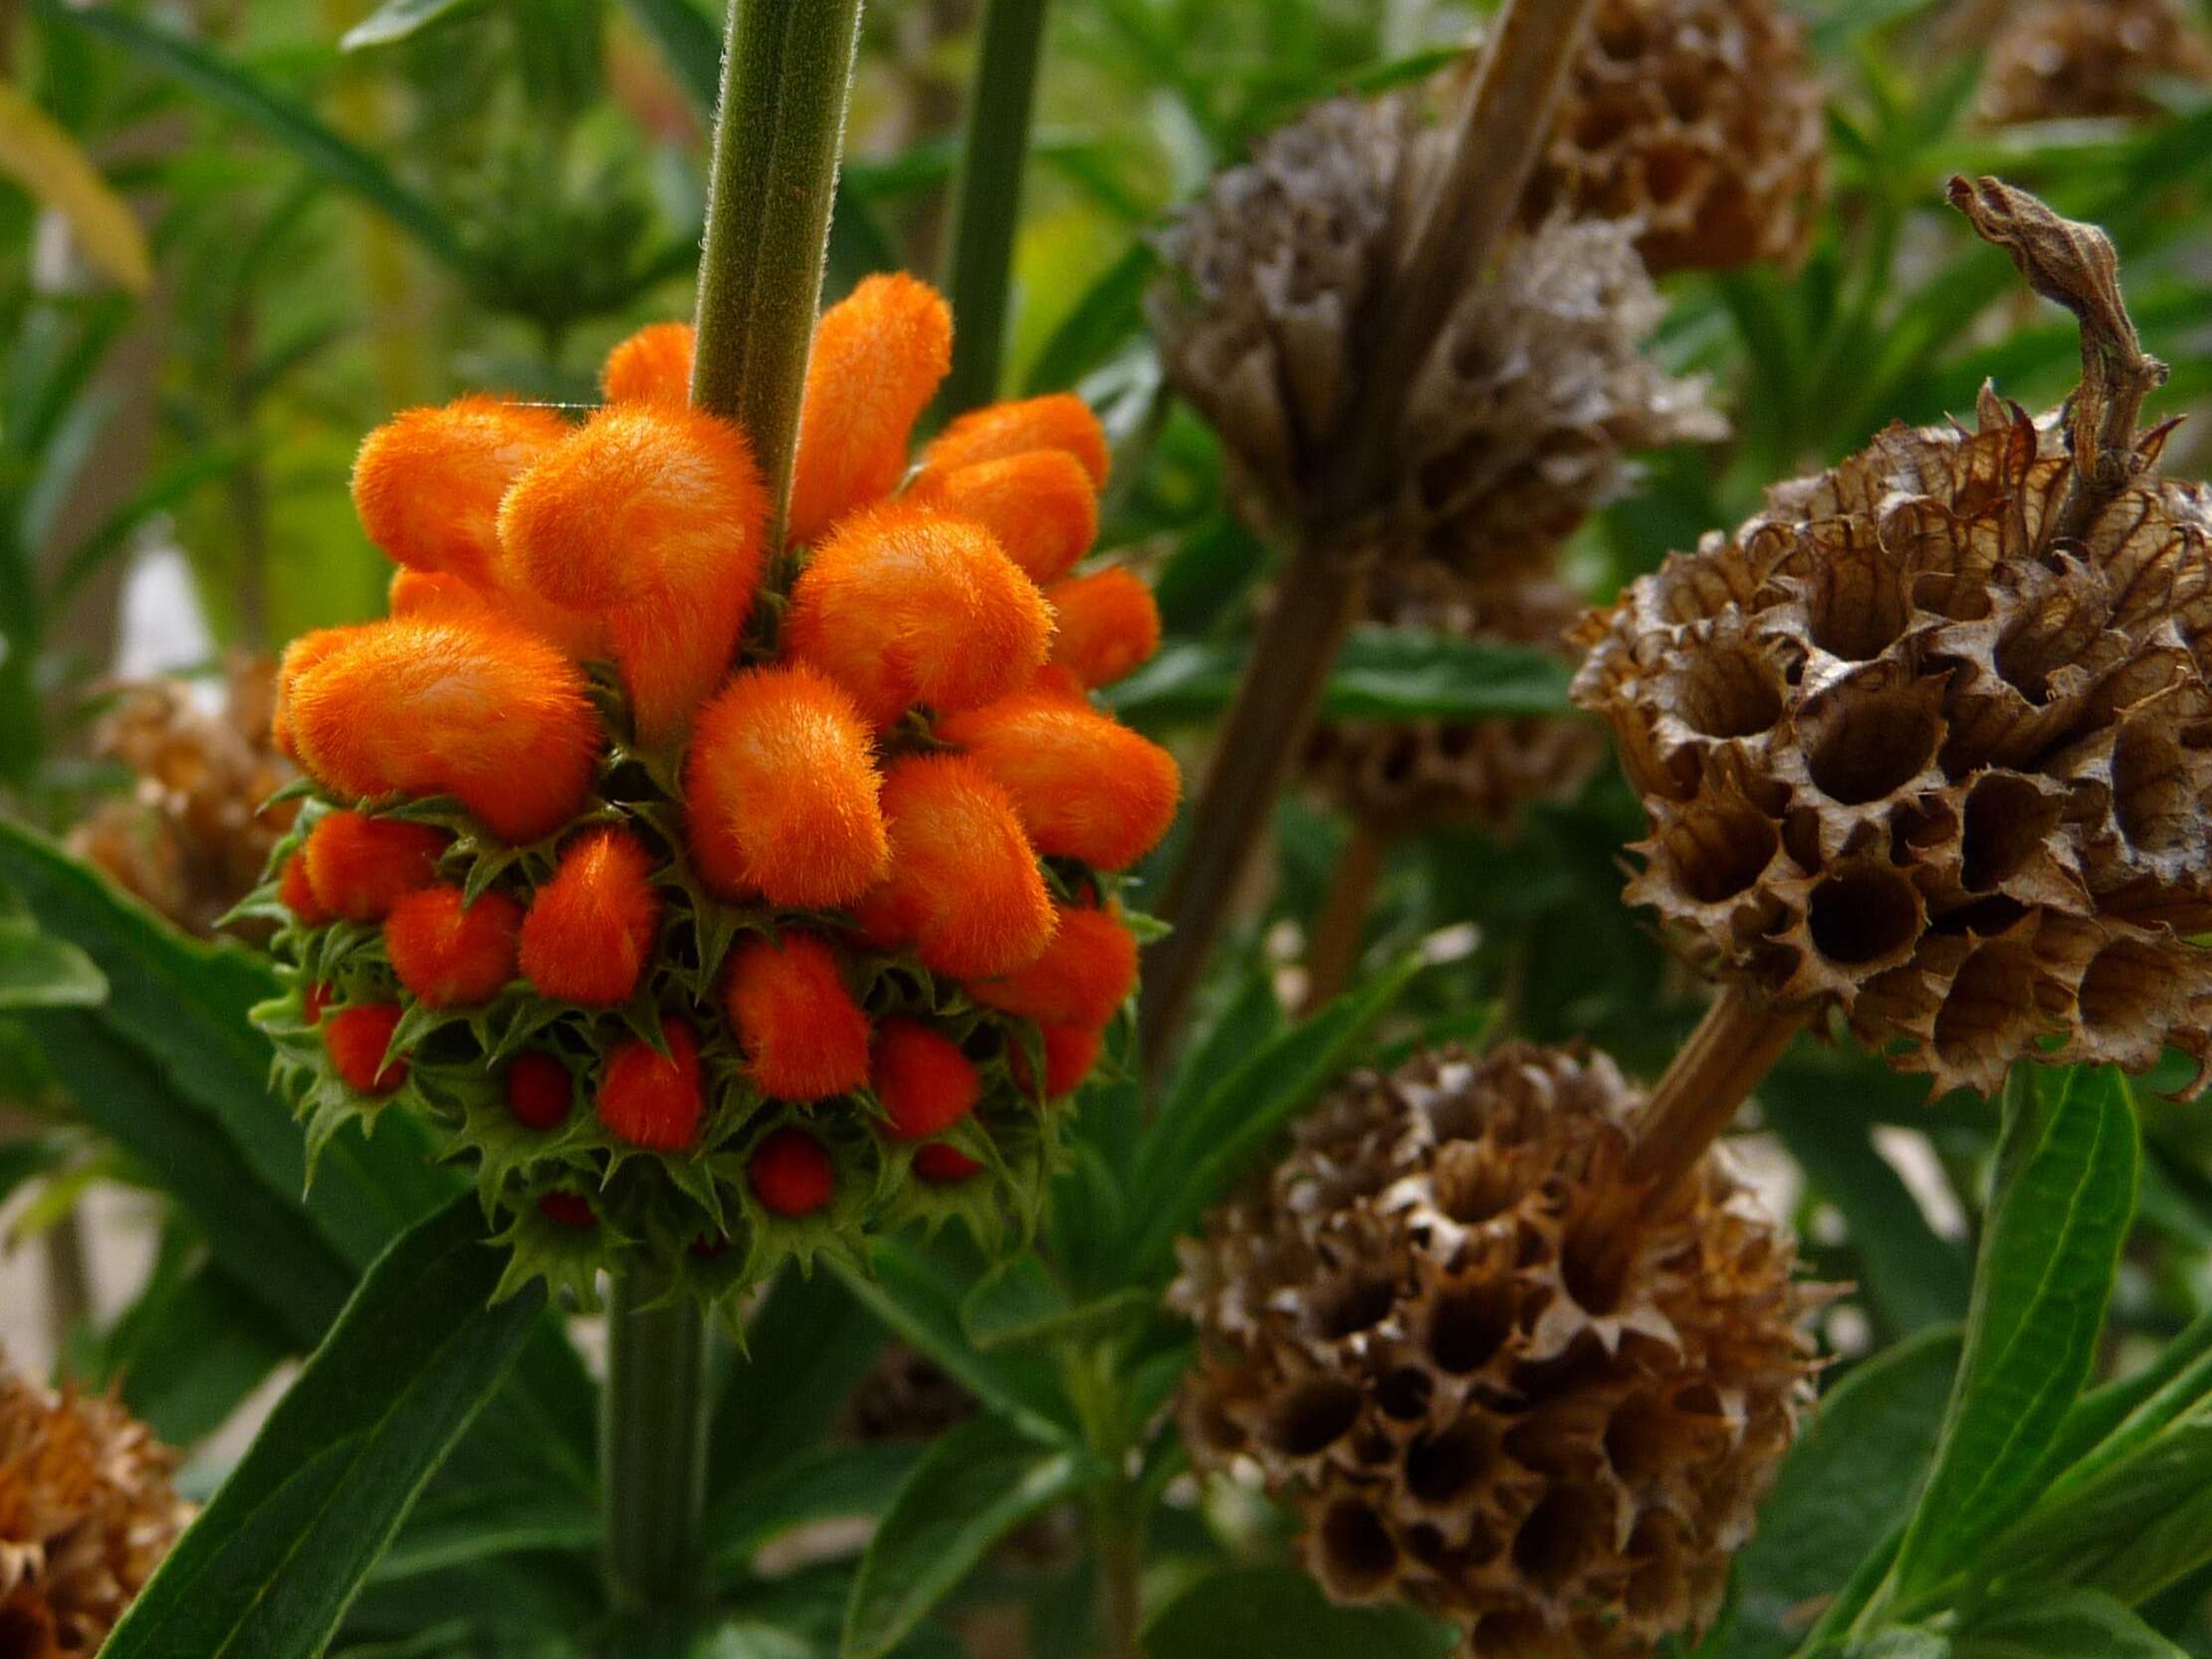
<box><xmin>1145</xmin><ymin>1566</ymin><xmax>1454</xmax><ymax>1659</ymax></box>
<box><xmin>0</xmin><ymin>918</ymin><xmax>106</xmax><ymax>1008</ymax></box>
<box><xmin>339</xmin><ymin>0</ymin><xmax>490</xmax><ymax>49</ymax></box>
<box><xmin>709</xmin><ymin>1441</ymin><xmax>921</xmax><ymax>1570</ymax></box>
<box><xmin>97</xmin><ymin>1254</ymin><xmax>294</xmax><ymax>1446</ymax></box>
<box><xmin>46</xmin><ymin>442</ymin><xmax>250</xmax><ymax>608</ymax></box>
<box><xmin>1024</xmin><ymin>243</ymin><xmax>1157</xmax><ymax>395</ymax></box>
<box><xmin>1953</xmin><ymin>1588</ymin><xmax>2186</xmax><ymax>1658</ymax></box>
<box><xmin>712</xmin><ymin>1266</ymin><xmax>887</xmax><ymax>1494</ymax></box>
<box><xmin>1107</xmin><ymin>630</ymin><xmax>1574</xmax><ymax>726</ymax></box>
<box><xmin>0</xmin><ymin>84</ymin><xmax>150</xmax><ymax>291</ymax></box>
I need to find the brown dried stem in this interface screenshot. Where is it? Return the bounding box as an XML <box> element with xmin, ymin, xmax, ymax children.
<box><xmin>1628</xmin><ymin>985</ymin><xmax>1807</xmax><ymax>1220</ymax></box>
<box><xmin>1301</xmin><ymin>821</ymin><xmax>1391</xmax><ymax>1013</ymax></box>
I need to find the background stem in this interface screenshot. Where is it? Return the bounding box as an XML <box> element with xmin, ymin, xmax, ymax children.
<box><xmin>690</xmin><ymin>0</ymin><xmax>866</xmax><ymax>546</ymax></box>
<box><xmin>935</xmin><ymin>0</ymin><xmax>1049</xmax><ymax>419</ymax></box>
<box><xmin>1300</xmin><ymin>820</ymin><xmax>1390</xmax><ymax>1013</ymax></box>
<box><xmin>602</xmin><ymin>1269</ymin><xmax>711</xmax><ymax>1612</ymax></box>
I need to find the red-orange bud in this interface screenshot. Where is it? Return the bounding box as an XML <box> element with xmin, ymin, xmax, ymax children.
<box><xmin>506</xmin><ymin>1053</ymin><xmax>572</xmax><ymax>1131</ymax></box>
<box><xmin>272</xmin><ymin>625</ymin><xmax>370</xmax><ymax>759</ymax></box>
<box><xmin>352</xmin><ymin>396</ymin><xmax>569</xmax><ymax>588</ymax></box>
<box><xmin>538</xmin><ymin>1191</ymin><xmax>597</xmax><ymax>1228</ymax></box>
<box><xmin>520</xmin><ymin>829</ymin><xmax>661</xmax><ymax>1006</ymax></box>
<box><xmin>913</xmin><ymin>1142</ymin><xmax>983</xmax><ymax>1183</ymax></box>
<box><xmin>1046</xmin><ymin>568</ymin><xmax>1161</xmax><ymax>688</ymax></box>
<box><xmin>937</xmin><ymin>695</ymin><xmax>1180</xmax><ymax>870</ymax></box>
<box><xmin>870</xmin><ymin>1018</ymin><xmax>980</xmax><ymax>1140</ymax></box>
<box><xmin>685</xmin><ymin>664</ymin><xmax>887</xmax><ymax>906</ymax></box>
<box><xmin>724</xmin><ymin>932</ymin><xmax>870</xmax><ymax>1102</ymax></box>
<box><xmin>385</xmin><ymin>884</ymin><xmax>524</xmax><ymax>1008</ymax></box>
<box><xmin>279</xmin><ymin>853</ymin><xmax>330</xmax><ymax>925</ymax></box>
<box><xmin>302</xmin><ymin>982</ymin><xmax>332</xmax><ymax>1025</ymax></box>
<box><xmin>967</xmin><ymin>904</ymin><xmax>1137</xmax><ymax>1029</ymax></box>
<box><xmin>1036</xmin><ymin>1023</ymin><xmax>1104</xmax><ymax>1098</ymax></box>
<box><xmin>601</xmin><ymin>321</ymin><xmax>694</xmax><ymax>405</ymax></box>
<box><xmin>787</xmin><ymin>274</ymin><xmax>953</xmax><ymax>547</ymax></box>
<box><xmin>749</xmin><ymin>1127</ymin><xmax>835</xmax><ymax>1217</ymax></box>
<box><xmin>597</xmin><ymin>1021</ymin><xmax>704</xmax><ymax>1150</ymax></box>
<box><xmin>918</xmin><ymin>394</ymin><xmax>1110</xmax><ymax>491</ymax></box>
<box><xmin>864</xmin><ymin>754</ymin><xmax>1054</xmax><ymax>979</ymax></box>
<box><xmin>303</xmin><ymin>811</ymin><xmax>447</xmax><ymax>922</ymax></box>
<box><xmin>784</xmin><ymin>507</ymin><xmax>1052</xmax><ymax>728</ymax></box>
<box><xmin>326</xmin><ymin>1003</ymin><xmax>407</xmax><ymax>1094</ymax></box>
<box><xmin>911</xmin><ymin>451</ymin><xmax>1097</xmax><ymax>586</ymax></box>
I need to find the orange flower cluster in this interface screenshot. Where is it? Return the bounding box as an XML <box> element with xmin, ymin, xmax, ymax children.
<box><xmin>258</xmin><ymin>275</ymin><xmax>1176</xmax><ymax>1301</ymax></box>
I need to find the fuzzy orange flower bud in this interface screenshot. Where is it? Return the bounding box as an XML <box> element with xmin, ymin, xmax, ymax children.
<box><xmin>1011</xmin><ymin>1021</ymin><xmax>1104</xmax><ymax>1100</ymax></box>
<box><xmin>303</xmin><ymin>811</ymin><xmax>447</xmax><ymax>922</ymax></box>
<box><xmin>499</xmin><ymin>403</ymin><xmax>769</xmax><ymax>743</ymax></box>
<box><xmin>385</xmin><ymin>884</ymin><xmax>524</xmax><ymax>1008</ymax></box>
<box><xmin>278</xmin><ymin>853</ymin><xmax>330</xmax><ymax>925</ymax></box>
<box><xmin>783</xmin><ymin>508</ymin><xmax>1052</xmax><ymax>727</ymax></box>
<box><xmin>302</xmin><ymin>982</ymin><xmax>332</xmax><ymax>1025</ymax></box>
<box><xmin>725</xmin><ymin>932</ymin><xmax>871</xmax><ymax>1101</ymax></box>
<box><xmin>685</xmin><ymin>664</ymin><xmax>887</xmax><ymax>906</ymax></box>
<box><xmin>750</xmin><ymin>1127</ymin><xmax>835</xmax><ymax>1217</ymax></box>
<box><xmin>1046</xmin><ymin>568</ymin><xmax>1161</xmax><ymax>688</ymax></box>
<box><xmin>601</xmin><ymin>322</ymin><xmax>694</xmax><ymax>405</ymax></box>
<box><xmin>865</xmin><ymin>754</ymin><xmax>1054</xmax><ymax>979</ymax></box>
<box><xmin>520</xmin><ymin>829</ymin><xmax>660</xmax><ymax>1006</ymax></box>
<box><xmin>285</xmin><ymin>615</ymin><xmax>601</xmax><ymax>845</ymax></box>
<box><xmin>913</xmin><ymin>1142</ymin><xmax>982</xmax><ymax>1183</ymax></box>
<box><xmin>352</xmin><ymin>396</ymin><xmax>569</xmax><ymax>588</ymax></box>
<box><xmin>272</xmin><ymin>624</ymin><xmax>370</xmax><ymax>760</ymax></box>
<box><xmin>326</xmin><ymin>1003</ymin><xmax>407</xmax><ymax>1094</ymax></box>
<box><xmin>937</xmin><ymin>694</ymin><xmax>1180</xmax><ymax>870</ymax></box>
<box><xmin>598</xmin><ymin>1021</ymin><xmax>704</xmax><ymax>1150</ymax></box>
<box><xmin>787</xmin><ymin>274</ymin><xmax>953</xmax><ymax>547</ymax></box>
<box><xmin>506</xmin><ymin>1053</ymin><xmax>572</xmax><ymax>1131</ymax></box>
<box><xmin>387</xmin><ymin>568</ymin><xmax>489</xmax><ymax>620</ymax></box>
<box><xmin>918</xmin><ymin>393</ymin><xmax>1110</xmax><ymax>491</ymax></box>
<box><xmin>909</xmin><ymin>451</ymin><xmax>1097</xmax><ymax>585</ymax></box>
<box><xmin>967</xmin><ymin>904</ymin><xmax>1138</xmax><ymax>1029</ymax></box>
<box><xmin>871</xmin><ymin>1018</ymin><xmax>980</xmax><ymax>1140</ymax></box>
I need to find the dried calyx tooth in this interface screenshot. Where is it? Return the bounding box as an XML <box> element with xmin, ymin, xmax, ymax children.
<box><xmin>1572</xmin><ymin>199</ymin><xmax>2212</xmax><ymax>1100</ymax></box>
<box><xmin>1307</xmin><ymin>559</ymin><xmax>1604</xmax><ymax>835</ymax></box>
<box><xmin>1979</xmin><ymin>0</ymin><xmax>2212</xmax><ymax>127</ymax></box>
<box><xmin>1171</xmin><ymin>1044</ymin><xmax>1819</xmax><ymax>1658</ymax></box>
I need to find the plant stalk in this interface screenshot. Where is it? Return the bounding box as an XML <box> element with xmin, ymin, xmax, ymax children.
<box><xmin>1300</xmin><ymin>820</ymin><xmax>1391</xmax><ymax>1014</ymax></box>
<box><xmin>936</xmin><ymin>0</ymin><xmax>1050</xmax><ymax>419</ymax></box>
<box><xmin>690</xmin><ymin>0</ymin><xmax>866</xmax><ymax>547</ymax></box>
<box><xmin>602</xmin><ymin>1268</ymin><xmax>712</xmax><ymax>1612</ymax></box>
<box><xmin>1628</xmin><ymin>984</ymin><xmax>1808</xmax><ymax>1217</ymax></box>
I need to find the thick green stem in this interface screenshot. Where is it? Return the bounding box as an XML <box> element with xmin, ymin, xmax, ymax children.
<box><xmin>690</xmin><ymin>0</ymin><xmax>866</xmax><ymax>546</ymax></box>
<box><xmin>936</xmin><ymin>0</ymin><xmax>1049</xmax><ymax>418</ymax></box>
<box><xmin>602</xmin><ymin>1270</ymin><xmax>712</xmax><ymax>1612</ymax></box>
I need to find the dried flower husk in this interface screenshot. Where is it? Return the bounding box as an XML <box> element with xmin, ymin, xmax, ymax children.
<box><xmin>1980</xmin><ymin>0</ymin><xmax>2212</xmax><ymax>126</ymax></box>
<box><xmin>0</xmin><ymin>1360</ymin><xmax>191</xmax><ymax>1656</ymax></box>
<box><xmin>1572</xmin><ymin>387</ymin><xmax>2212</xmax><ymax>1096</ymax></box>
<box><xmin>1172</xmin><ymin>1044</ymin><xmax>1817</xmax><ymax>1657</ymax></box>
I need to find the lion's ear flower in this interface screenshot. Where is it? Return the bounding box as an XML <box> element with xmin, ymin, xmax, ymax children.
<box><xmin>602</xmin><ymin>321</ymin><xmax>696</xmax><ymax>405</ymax></box>
<box><xmin>1011</xmin><ymin>1021</ymin><xmax>1103</xmax><ymax>1100</ymax></box>
<box><xmin>725</xmin><ymin>931</ymin><xmax>871</xmax><ymax>1101</ymax></box>
<box><xmin>916</xmin><ymin>392</ymin><xmax>1111</xmax><ymax>491</ymax></box>
<box><xmin>783</xmin><ymin>507</ymin><xmax>1052</xmax><ymax>728</ymax></box>
<box><xmin>908</xmin><ymin>450</ymin><xmax>1098</xmax><ymax>585</ymax></box>
<box><xmin>966</xmin><ymin>902</ymin><xmax>1138</xmax><ymax>1028</ymax></box>
<box><xmin>352</xmin><ymin>396</ymin><xmax>570</xmax><ymax>588</ymax></box>
<box><xmin>864</xmin><ymin>753</ymin><xmax>1056</xmax><ymax>979</ymax></box>
<box><xmin>937</xmin><ymin>693</ymin><xmax>1180</xmax><ymax>870</ymax></box>
<box><xmin>505</xmin><ymin>1053</ymin><xmax>573</xmax><ymax>1131</ymax></box>
<box><xmin>385</xmin><ymin>884</ymin><xmax>524</xmax><ymax>1008</ymax></box>
<box><xmin>598</xmin><ymin>1022</ymin><xmax>705</xmax><ymax>1150</ymax></box>
<box><xmin>520</xmin><ymin>828</ymin><xmax>661</xmax><ymax>1006</ymax></box>
<box><xmin>303</xmin><ymin>810</ymin><xmax>447</xmax><ymax>921</ymax></box>
<box><xmin>787</xmin><ymin>273</ymin><xmax>953</xmax><ymax>547</ymax></box>
<box><xmin>326</xmin><ymin>1002</ymin><xmax>407</xmax><ymax>1094</ymax></box>
<box><xmin>750</xmin><ymin>1126</ymin><xmax>836</xmax><ymax>1216</ymax></box>
<box><xmin>272</xmin><ymin>624</ymin><xmax>371</xmax><ymax>759</ymax></box>
<box><xmin>1046</xmin><ymin>568</ymin><xmax>1161</xmax><ymax>688</ymax></box>
<box><xmin>685</xmin><ymin>663</ymin><xmax>888</xmax><ymax>906</ymax></box>
<box><xmin>870</xmin><ymin>1017</ymin><xmax>981</xmax><ymax>1140</ymax></box>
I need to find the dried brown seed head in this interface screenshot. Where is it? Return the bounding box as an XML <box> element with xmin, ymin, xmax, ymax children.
<box><xmin>1980</xmin><ymin>0</ymin><xmax>2212</xmax><ymax>126</ymax></box>
<box><xmin>1171</xmin><ymin>1044</ymin><xmax>1818</xmax><ymax>1656</ymax></box>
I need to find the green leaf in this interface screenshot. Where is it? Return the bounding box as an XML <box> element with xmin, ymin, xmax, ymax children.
<box><xmin>56</xmin><ymin>6</ymin><xmax>470</xmax><ymax>269</ymax></box>
<box><xmin>709</xmin><ymin>1441</ymin><xmax>922</xmax><ymax>1570</ymax></box>
<box><xmin>1144</xmin><ymin>1566</ymin><xmax>1454</xmax><ymax>1659</ymax></box>
<box><xmin>961</xmin><ymin>1258</ymin><xmax>1151</xmax><ymax>1352</ymax></box>
<box><xmin>340</xmin><ymin>0</ymin><xmax>490</xmax><ymax>48</ymax></box>
<box><xmin>711</xmin><ymin>1266</ymin><xmax>888</xmax><ymax>1493</ymax></box>
<box><xmin>1884</xmin><ymin>1066</ymin><xmax>2138</xmax><ymax>1606</ymax></box>
<box><xmin>103</xmin><ymin>1197</ymin><xmax>546</xmax><ymax>1659</ymax></box>
<box><xmin>841</xmin><ymin>1414</ymin><xmax>1084</xmax><ymax>1659</ymax></box>
<box><xmin>1699</xmin><ymin>1327</ymin><xmax>1961</xmax><ymax>1659</ymax></box>
<box><xmin>1953</xmin><ymin>1587</ymin><xmax>2187</xmax><ymax>1659</ymax></box>
<box><xmin>1839</xmin><ymin>1634</ymin><xmax>1951</xmax><ymax>1659</ymax></box>
<box><xmin>370</xmin><ymin>1483</ymin><xmax>596</xmax><ymax>1581</ymax></box>
<box><xmin>0</xmin><ymin>918</ymin><xmax>106</xmax><ymax>1007</ymax></box>
<box><xmin>1023</xmin><ymin>243</ymin><xmax>1157</xmax><ymax>395</ymax></box>
<box><xmin>96</xmin><ymin>1255</ymin><xmax>294</xmax><ymax>1446</ymax></box>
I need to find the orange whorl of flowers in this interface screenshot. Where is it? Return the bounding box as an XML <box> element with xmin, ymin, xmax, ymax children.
<box><xmin>917</xmin><ymin>393</ymin><xmax>1111</xmax><ymax>491</ymax></box>
<box><xmin>1012</xmin><ymin>1021</ymin><xmax>1105</xmax><ymax>1100</ymax></box>
<box><xmin>685</xmin><ymin>664</ymin><xmax>888</xmax><ymax>906</ymax></box>
<box><xmin>285</xmin><ymin>615</ymin><xmax>600</xmax><ymax>845</ymax></box>
<box><xmin>498</xmin><ymin>403</ymin><xmax>769</xmax><ymax>743</ymax></box>
<box><xmin>913</xmin><ymin>1142</ymin><xmax>983</xmax><ymax>1182</ymax></box>
<box><xmin>865</xmin><ymin>754</ymin><xmax>1055</xmax><ymax>979</ymax></box>
<box><xmin>967</xmin><ymin>903</ymin><xmax>1138</xmax><ymax>1029</ymax></box>
<box><xmin>326</xmin><ymin>1003</ymin><xmax>406</xmax><ymax>1094</ymax></box>
<box><xmin>870</xmin><ymin>1018</ymin><xmax>980</xmax><ymax>1140</ymax></box>
<box><xmin>385</xmin><ymin>884</ymin><xmax>524</xmax><ymax>1008</ymax></box>
<box><xmin>352</xmin><ymin>396</ymin><xmax>569</xmax><ymax>589</ymax></box>
<box><xmin>506</xmin><ymin>1052</ymin><xmax>572</xmax><ymax>1131</ymax></box>
<box><xmin>1047</xmin><ymin>568</ymin><xmax>1161</xmax><ymax>688</ymax></box>
<box><xmin>520</xmin><ymin>828</ymin><xmax>661</xmax><ymax>1006</ymax></box>
<box><xmin>386</xmin><ymin>568</ymin><xmax>489</xmax><ymax>620</ymax></box>
<box><xmin>725</xmin><ymin>932</ymin><xmax>871</xmax><ymax>1101</ymax></box>
<box><xmin>598</xmin><ymin>1021</ymin><xmax>705</xmax><ymax>1150</ymax></box>
<box><xmin>908</xmin><ymin>450</ymin><xmax>1097</xmax><ymax>586</ymax></box>
<box><xmin>602</xmin><ymin>321</ymin><xmax>695</xmax><ymax>405</ymax></box>
<box><xmin>303</xmin><ymin>811</ymin><xmax>447</xmax><ymax>922</ymax></box>
<box><xmin>936</xmin><ymin>694</ymin><xmax>1180</xmax><ymax>870</ymax></box>
<box><xmin>278</xmin><ymin>853</ymin><xmax>330</xmax><ymax>924</ymax></box>
<box><xmin>787</xmin><ymin>273</ymin><xmax>954</xmax><ymax>547</ymax></box>
<box><xmin>783</xmin><ymin>507</ymin><xmax>1053</xmax><ymax>728</ymax></box>
<box><xmin>750</xmin><ymin>1127</ymin><xmax>835</xmax><ymax>1216</ymax></box>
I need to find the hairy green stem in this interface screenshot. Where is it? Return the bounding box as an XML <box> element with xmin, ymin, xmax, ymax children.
<box><xmin>602</xmin><ymin>1270</ymin><xmax>712</xmax><ymax>1611</ymax></box>
<box><xmin>690</xmin><ymin>0</ymin><xmax>866</xmax><ymax>545</ymax></box>
<box><xmin>936</xmin><ymin>0</ymin><xmax>1050</xmax><ymax>418</ymax></box>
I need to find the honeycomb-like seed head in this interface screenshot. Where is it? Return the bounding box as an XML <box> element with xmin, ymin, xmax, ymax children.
<box><xmin>1571</xmin><ymin>390</ymin><xmax>2212</xmax><ymax>1096</ymax></box>
<box><xmin>1171</xmin><ymin>1044</ymin><xmax>1817</xmax><ymax>1656</ymax></box>
<box><xmin>1517</xmin><ymin>0</ymin><xmax>1828</xmax><ymax>274</ymax></box>
<box><xmin>1980</xmin><ymin>0</ymin><xmax>2212</xmax><ymax>126</ymax></box>
<box><xmin>1307</xmin><ymin>561</ymin><xmax>1605</xmax><ymax>834</ymax></box>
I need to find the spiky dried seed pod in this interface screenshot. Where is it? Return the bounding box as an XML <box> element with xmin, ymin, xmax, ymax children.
<box><xmin>1572</xmin><ymin>387</ymin><xmax>2212</xmax><ymax>1096</ymax></box>
<box><xmin>1172</xmin><ymin>1044</ymin><xmax>1816</xmax><ymax>1656</ymax></box>
<box><xmin>1979</xmin><ymin>0</ymin><xmax>2212</xmax><ymax>126</ymax></box>
<box><xmin>0</xmin><ymin>1358</ymin><xmax>192</xmax><ymax>1654</ymax></box>
<box><xmin>1517</xmin><ymin>0</ymin><xmax>1827</xmax><ymax>273</ymax></box>
<box><xmin>1153</xmin><ymin>98</ymin><xmax>1722</xmax><ymax>560</ymax></box>
<box><xmin>1307</xmin><ymin>560</ymin><xmax>1604</xmax><ymax>834</ymax></box>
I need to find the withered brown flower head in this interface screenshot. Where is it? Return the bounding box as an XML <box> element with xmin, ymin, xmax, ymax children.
<box><xmin>0</xmin><ymin>1361</ymin><xmax>191</xmax><ymax>1656</ymax></box>
<box><xmin>1980</xmin><ymin>0</ymin><xmax>2212</xmax><ymax>127</ymax></box>
<box><xmin>1171</xmin><ymin>1044</ymin><xmax>1817</xmax><ymax>1658</ymax></box>
<box><xmin>1518</xmin><ymin>0</ymin><xmax>1827</xmax><ymax>273</ymax></box>
<box><xmin>1153</xmin><ymin>98</ymin><xmax>1721</xmax><ymax>563</ymax></box>
<box><xmin>1307</xmin><ymin>560</ymin><xmax>1604</xmax><ymax>835</ymax></box>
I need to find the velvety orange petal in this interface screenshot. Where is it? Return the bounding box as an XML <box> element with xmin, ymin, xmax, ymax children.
<box><xmin>936</xmin><ymin>693</ymin><xmax>1180</xmax><ymax>870</ymax></box>
<box><xmin>787</xmin><ymin>274</ymin><xmax>953</xmax><ymax>546</ymax></box>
